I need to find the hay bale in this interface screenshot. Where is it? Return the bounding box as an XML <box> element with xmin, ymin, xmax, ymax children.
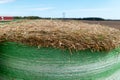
<box><xmin>0</xmin><ymin>20</ymin><xmax>120</xmax><ymax>80</ymax></box>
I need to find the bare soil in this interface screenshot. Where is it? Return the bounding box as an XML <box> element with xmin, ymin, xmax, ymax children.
<box><xmin>81</xmin><ymin>20</ymin><xmax>120</xmax><ymax>30</ymax></box>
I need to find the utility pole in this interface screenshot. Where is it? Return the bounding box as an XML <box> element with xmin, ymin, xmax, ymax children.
<box><xmin>62</xmin><ymin>12</ymin><xmax>66</xmax><ymax>20</ymax></box>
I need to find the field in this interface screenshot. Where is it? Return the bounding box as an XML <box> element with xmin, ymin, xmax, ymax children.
<box><xmin>1</xmin><ymin>20</ymin><xmax>120</xmax><ymax>29</ymax></box>
<box><xmin>82</xmin><ymin>20</ymin><xmax>120</xmax><ymax>30</ymax></box>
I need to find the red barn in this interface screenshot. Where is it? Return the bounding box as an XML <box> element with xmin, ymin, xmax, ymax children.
<box><xmin>0</xmin><ymin>16</ymin><xmax>13</xmax><ymax>21</ymax></box>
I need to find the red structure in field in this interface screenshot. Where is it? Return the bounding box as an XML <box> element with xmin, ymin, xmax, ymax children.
<box><xmin>0</xmin><ymin>16</ymin><xmax>13</xmax><ymax>21</ymax></box>
<box><xmin>0</xmin><ymin>17</ymin><xmax>2</xmax><ymax>20</ymax></box>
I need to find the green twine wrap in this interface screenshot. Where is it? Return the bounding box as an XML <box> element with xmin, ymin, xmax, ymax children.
<box><xmin>0</xmin><ymin>42</ymin><xmax>120</xmax><ymax>80</ymax></box>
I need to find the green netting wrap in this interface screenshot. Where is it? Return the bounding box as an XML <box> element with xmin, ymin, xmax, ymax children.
<box><xmin>0</xmin><ymin>42</ymin><xmax>120</xmax><ymax>80</ymax></box>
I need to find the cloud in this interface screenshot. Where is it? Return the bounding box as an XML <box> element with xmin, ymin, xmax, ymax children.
<box><xmin>29</xmin><ymin>7</ymin><xmax>54</xmax><ymax>11</ymax></box>
<box><xmin>0</xmin><ymin>0</ymin><xmax>15</xmax><ymax>4</ymax></box>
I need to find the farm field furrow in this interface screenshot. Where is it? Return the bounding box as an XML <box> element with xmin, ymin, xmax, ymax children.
<box><xmin>82</xmin><ymin>20</ymin><xmax>120</xmax><ymax>30</ymax></box>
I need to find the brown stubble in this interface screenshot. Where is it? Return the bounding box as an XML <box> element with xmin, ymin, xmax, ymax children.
<box><xmin>0</xmin><ymin>20</ymin><xmax>120</xmax><ymax>52</ymax></box>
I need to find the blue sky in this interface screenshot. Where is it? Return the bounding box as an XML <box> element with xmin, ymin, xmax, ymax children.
<box><xmin>0</xmin><ymin>0</ymin><xmax>120</xmax><ymax>19</ymax></box>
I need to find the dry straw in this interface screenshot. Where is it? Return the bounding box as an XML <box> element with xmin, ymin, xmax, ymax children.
<box><xmin>0</xmin><ymin>20</ymin><xmax>120</xmax><ymax>52</ymax></box>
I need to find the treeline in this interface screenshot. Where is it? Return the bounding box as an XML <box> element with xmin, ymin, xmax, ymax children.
<box><xmin>14</xmin><ymin>16</ymin><xmax>42</xmax><ymax>19</ymax></box>
<box><xmin>14</xmin><ymin>16</ymin><xmax>105</xmax><ymax>21</ymax></box>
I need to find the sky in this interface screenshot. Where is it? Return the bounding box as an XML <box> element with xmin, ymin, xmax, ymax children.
<box><xmin>0</xmin><ymin>0</ymin><xmax>120</xmax><ymax>19</ymax></box>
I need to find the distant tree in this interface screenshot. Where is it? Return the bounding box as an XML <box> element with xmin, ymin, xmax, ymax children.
<box><xmin>23</xmin><ymin>16</ymin><xmax>41</xmax><ymax>19</ymax></box>
<box><xmin>82</xmin><ymin>17</ymin><xmax>105</xmax><ymax>21</ymax></box>
<box><xmin>14</xmin><ymin>16</ymin><xmax>23</xmax><ymax>19</ymax></box>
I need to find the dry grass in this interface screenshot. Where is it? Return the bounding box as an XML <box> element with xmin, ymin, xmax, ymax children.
<box><xmin>0</xmin><ymin>20</ymin><xmax>120</xmax><ymax>52</ymax></box>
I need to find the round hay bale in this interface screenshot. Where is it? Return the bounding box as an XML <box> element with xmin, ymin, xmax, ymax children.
<box><xmin>0</xmin><ymin>42</ymin><xmax>120</xmax><ymax>80</ymax></box>
<box><xmin>0</xmin><ymin>20</ymin><xmax>120</xmax><ymax>80</ymax></box>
